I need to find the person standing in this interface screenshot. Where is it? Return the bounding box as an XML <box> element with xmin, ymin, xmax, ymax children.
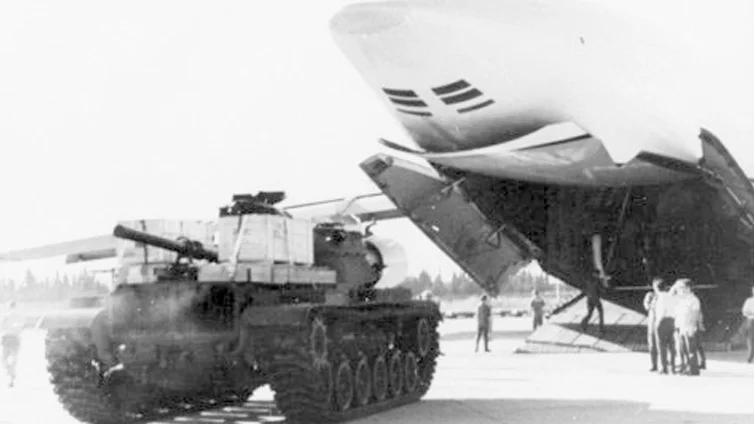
<box><xmin>580</xmin><ymin>272</ymin><xmax>606</xmax><ymax>335</ymax></box>
<box><xmin>742</xmin><ymin>286</ymin><xmax>754</xmax><ymax>363</ymax></box>
<box><xmin>530</xmin><ymin>290</ymin><xmax>546</xmax><ymax>330</ymax></box>
<box><xmin>1</xmin><ymin>301</ymin><xmax>24</xmax><ymax>388</ymax></box>
<box><xmin>654</xmin><ymin>281</ymin><xmax>678</xmax><ymax>374</ymax></box>
<box><xmin>475</xmin><ymin>295</ymin><xmax>492</xmax><ymax>352</ymax></box>
<box><xmin>687</xmin><ymin>280</ymin><xmax>707</xmax><ymax>370</ymax></box>
<box><xmin>673</xmin><ymin>279</ymin><xmax>703</xmax><ymax>375</ymax></box>
<box><xmin>643</xmin><ymin>278</ymin><xmax>662</xmax><ymax>372</ymax></box>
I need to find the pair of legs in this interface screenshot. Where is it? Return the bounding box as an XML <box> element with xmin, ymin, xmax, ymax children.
<box><xmin>533</xmin><ymin>314</ymin><xmax>544</xmax><ymax>330</ymax></box>
<box><xmin>647</xmin><ymin>324</ymin><xmax>658</xmax><ymax>371</ymax></box>
<box><xmin>655</xmin><ymin>318</ymin><xmax>676</xmax><ymax>373</ymax></box>
<box><xmin>475</xmin><ymin>326</ymin><xmax>490</xmax><ymax>352</ymax></box>
<box><xmin>1</xmin><ymin>335</ymin><xmax>20</xmax><ymax>387</ymax></box>
<box><xmin>747</xmin><ymin>319</ymin><xmax>754</xmax><ymax>363</ymax></box>
<box><xmin>581</xmin><ymin>296</ymin><xmax>604</xmax><ymax>333</ymax></box>
<box><xmin>678</xmin><ymin>331</ymin><xmax>701</xmax><ymax>375</ymax></box>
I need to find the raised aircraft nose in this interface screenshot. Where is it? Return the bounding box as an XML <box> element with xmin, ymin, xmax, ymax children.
<box><xmin>330</xmin><ymin>1</ymin><xmax>411</xmax><ymax>35</ymax></box>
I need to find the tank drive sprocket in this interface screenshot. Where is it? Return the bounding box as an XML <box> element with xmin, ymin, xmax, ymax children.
<box><xmin>46</xmin><ymin>328</ymin><xmax>263</xmax><ymax>424</ymax></box>
<box><xmin>45</xmin><ymin>328</ymin><xmax>147</xmax><ymax>424</ymax></box>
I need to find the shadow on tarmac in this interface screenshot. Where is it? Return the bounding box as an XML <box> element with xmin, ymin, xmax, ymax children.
<box><xmin>373</xmin><ymin>398</ymin><xmax>754</xmax><ymax>424</ymax></box>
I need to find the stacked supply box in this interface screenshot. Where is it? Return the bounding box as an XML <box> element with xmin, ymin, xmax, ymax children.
<box><xmin>117</xmin><ymin>219</ymin><xmax>217</xmax><ymax>265</ymax></box>
<box><xmin>217</xmin><ymin>215</ymin><xmax>314</xmax><ymax>265</ymax></box>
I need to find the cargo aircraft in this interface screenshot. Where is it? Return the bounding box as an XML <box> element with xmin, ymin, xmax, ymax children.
<box><xmin>3</xmin><ymin>0</ymin><xmax>754</xmax><ymax>340</ymax></box>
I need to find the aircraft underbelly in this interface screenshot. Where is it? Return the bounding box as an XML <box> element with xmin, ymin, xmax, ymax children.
<box><xmin>387</xmin><ymin>133</ymin><xmax>692</xmax><ymax>187</ymax></box>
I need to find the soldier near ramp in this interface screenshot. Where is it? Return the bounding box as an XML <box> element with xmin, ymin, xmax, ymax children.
<box><xmin>742</xmin><ymin>286</ymin><xmax>754</xmax><ymax>363</ymax></box>
<box><xmin>530</xmin><ymin>290</ymin><xmax>546</xmax><ymax>330</ymax></box>
<box><xmin>580</xmin><ymin>270</ymin><xmax>606</xmax><ymax>335</ymax></box>
<box><xmin>1</xmin><ymin>300</ymin><xmax>24</xmax><ymax>387</ymax></box>
<box><xmin>580</xmin><ymin>206</ymin><xmax>612</xmax><ymax>335</ymax></box>
<box><xmin>643</xmin><ymin>277</ymin><xmax>662</xmax><ymax>372</ymax></box>
<box><xmin>475</xmin><ymin>295</ymin><xmax>492</xmax><ymax>353</ymax></box>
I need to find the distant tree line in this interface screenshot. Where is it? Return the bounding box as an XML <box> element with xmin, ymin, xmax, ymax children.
<box><xmin>0</xmin><ymin>270</ymin><xmax>109</xmax><ymax>303</ymax></box>
<box><xmin>399</xmin><ymin>268</ymin><xmax>580</xmax><ymax>300</ymax></box>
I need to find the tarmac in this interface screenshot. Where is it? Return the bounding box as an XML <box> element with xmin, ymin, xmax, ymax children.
<box><xmin>2</xmin><ymin>316</ymin><xmax>754</xmax><ymax>424</ymax></box>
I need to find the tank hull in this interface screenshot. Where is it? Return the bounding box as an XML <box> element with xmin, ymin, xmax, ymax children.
<box><xmin>43</xmin><ymin>280</ymin><xmax>441</xmax><ymax>424</ymax></box>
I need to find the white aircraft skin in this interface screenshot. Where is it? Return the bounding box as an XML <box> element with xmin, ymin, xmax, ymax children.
<box><xmin>330</xmin><ymin>0</ymin><xmax>754</xmax><ymax>186</ymax></box>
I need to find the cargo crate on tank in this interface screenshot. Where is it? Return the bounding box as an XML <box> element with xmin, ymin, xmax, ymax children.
<box><xmin>218</xmin><ymin>215</ymin><xmax>314</xmax><ymax>264</ymax></box>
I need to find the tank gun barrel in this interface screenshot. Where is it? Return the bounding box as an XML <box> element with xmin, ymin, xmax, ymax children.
<box><xmin>112</xmin><ymin>225</ymin><xmax>218</xmax><ymax>262</ymax></box>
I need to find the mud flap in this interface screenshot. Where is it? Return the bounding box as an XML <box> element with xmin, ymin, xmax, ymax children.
<box><xmin>360</xmin><ymin>154</ymin><xmax>539</xmax><ymax>296</ymax></box>
<box><xmin>698</xmin><ymin>128</ymin><xmax>754</xmax><ymax>240</ymax></box>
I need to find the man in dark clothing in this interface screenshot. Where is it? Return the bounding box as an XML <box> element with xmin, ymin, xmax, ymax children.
<box><xmin>581</xmin><ymin>275</ymin><xmax>605</xmax><ymax>334</ymax></box>
<box><xmin>476</xmin><ymin>295</ymin><xmax>492</xmax><ymax>352</ymax></box>
<box><xmin>580</xmin><ymin>201</ymin><xmax>613</xmax><ymax>335</ymax></box>
<box><xmin>643</xmin><ymin>278</ymin><xmax>662</xmax><ymax>372</ymax></box>
<box><xmin>654</xmin><ymin>281</ymin><xmax>678</xmax><ymax>374</ymax></box>
<box><xmin>530</xmin><ymin>290</ymin><xmax>546</xmax><ymax>330</ymax></box>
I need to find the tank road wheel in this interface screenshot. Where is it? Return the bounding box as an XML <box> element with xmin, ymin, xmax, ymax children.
<box><xmin>417</xmin><ymin>319</ymin><xmax>431</xmax><ymax>357</ymax></box>
<box><xmin>310</xmin><ymin>317</ymin><xmax>329</xmax><ymax>366</ymax></box>
<box><xmin>317</xmin><ymin>360</ymin><xmax>334</xmax><ymax>407</ymax></box>
<box><xmin>354</xmin><ymin>356</ymin><xmax>372</xmax><ymax>407</ymax></box>
<box><xmin>403</xmin><ymin>352</ymin><xmax>419</xmax><ymax>393</ymax></box>
<box><xmin>334</xmin><ymin>359</ymin><xmax>354</xmax><ymax>412</ymax></box>
<box><xmin>388</xmin><ymin>350</ymin><xmax>403</xmax><ymax>397</ymax></box>
<box><xmin>372</xmin><ymin>355</ymin><xmax>388</xmax><ymax>402</ymax></box>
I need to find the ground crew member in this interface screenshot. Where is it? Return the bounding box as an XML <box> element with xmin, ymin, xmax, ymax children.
<box><xmin>580</xmin><ymin>217</ymin><xmax>611</xmax><ymax>334</ymax></box>
<box><xmin>475</xmin><ymin>295</ymin><xmax>492</xmax><ymax>352</ymax></box>
<box><xmin>580</xmin><ymin>273</ymin><xmax>606</xmax><ymax>334</ymax></box>
<box><xmin>643</xmin><ymin>277</ymin><xmax>661</xmax><ymax>372</ymax></box>
<box><xmin>654</xmin><ymin>281</ymin><xmax>678</xmax><ymax>374</ymax></box>
<box><xmin>741</xmin><ymin>286</ymin><xmax>754</xmax><ymax>363</ymax></box>
<box><xmin>530</xmin><ymin>290</ymin><xmax>546</xmax><ymax>330</ymax></box>
<box><xmin>673</xmin><ymin>279</ymin><xmax>703</xmax><ymax>375</ymax></box>
<box><xmin>1</xmin><ymin>301</ymin><xmax>24</xmax><ymax>388</ymax></box>
<box><xmin>687</xmin><ymin>280</ymin><xmax>707</xmax><ymax>370</ymax></box>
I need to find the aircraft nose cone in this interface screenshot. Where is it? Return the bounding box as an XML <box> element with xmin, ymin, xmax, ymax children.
<box><xmin>330</xmin><ymin>1</ymin><xmax>410</xmax><ymax>35</ymax></box>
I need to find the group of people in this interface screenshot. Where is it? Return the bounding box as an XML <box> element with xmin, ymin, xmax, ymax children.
<box><xmin>643</xmin><ymin>277</ymin><xmax>706</xmax><ymax>375</ymax></box>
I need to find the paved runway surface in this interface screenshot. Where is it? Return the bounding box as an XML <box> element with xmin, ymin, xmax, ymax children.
<box><xmin>2</xmin><ymin>317</ymin><xmax>754</xmax><ymax>424</ymax></box>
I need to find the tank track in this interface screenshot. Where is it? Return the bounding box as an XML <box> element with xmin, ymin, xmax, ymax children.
<box><xmin>45</xmin><ymin>328</ymin><xmax>261</xmax><ymax>424</ymax></box>
<box><xmin>263</xmin><ymin>304</ymin><xmax>441</xmax><ymax>424</ymax></box>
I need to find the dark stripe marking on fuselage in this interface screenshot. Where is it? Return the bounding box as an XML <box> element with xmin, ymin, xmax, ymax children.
<box><xmin>458</xmin><ymin>99</ymin><xmax>495</xmax><ymax>113</ymax></box>
<box><xmin>397</xmin><ymin>108</ymin><xmax>432</xmax><ymax>117</ymax></box>
<box><xmin>440</xmin><ymin>88</ymin><xmax>483</xmax><ymax>105</ymax></box>
<box><xmin>432</xmin><ymin>79</ymin><xmax>471</xmax><ymax>95</ymax></box>
<box><xmin>382</xmin><ymin>88</ymin><xmax>419</xmax><ymax>98</ymax></box>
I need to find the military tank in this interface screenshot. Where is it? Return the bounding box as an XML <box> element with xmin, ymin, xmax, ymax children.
<box><xmin>43</xmin><ymin>192</ymin><xmax>441</xmax><ymax>424</ymax></box>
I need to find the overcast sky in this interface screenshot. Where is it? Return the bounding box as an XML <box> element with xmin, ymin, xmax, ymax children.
<box><xmin>0</xmin><ymin>0</ymin><xmax>463</xmax><ymax>280</ymax></box>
